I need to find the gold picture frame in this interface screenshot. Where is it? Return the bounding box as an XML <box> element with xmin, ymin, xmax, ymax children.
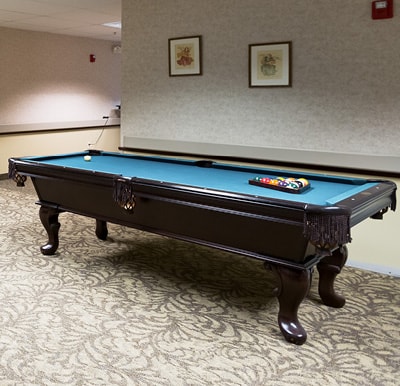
<box><xmin>169</xmin><ymin>36</ymin><xmax>202</xmax><ymax>76</ymax></box>
<box><xmin>249</xmin><ymin>41</ymin><xmax>292</xmax><ymax>87</ymax></box>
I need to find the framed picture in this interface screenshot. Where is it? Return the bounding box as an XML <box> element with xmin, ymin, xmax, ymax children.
<box><xmin>249</xmin><ymin>41</ymin><xmax>292</xmax><ymax>87</ymax></box>
<box><xmin>169</xmin><ymin>36</ymin><xmax>202</xmax><ymax>76</ymax></box>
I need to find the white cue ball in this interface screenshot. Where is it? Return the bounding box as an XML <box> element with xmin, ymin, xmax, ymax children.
<box><xmin>84</xmin><ymin>155</ymin><xmax>91</xmax><ymax>161</ymax></box>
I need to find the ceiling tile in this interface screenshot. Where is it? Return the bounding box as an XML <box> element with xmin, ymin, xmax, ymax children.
<box><xmin>0</xmin><ymin>0</ymin><xmax>121</xmax><ymax>41</ymax></box>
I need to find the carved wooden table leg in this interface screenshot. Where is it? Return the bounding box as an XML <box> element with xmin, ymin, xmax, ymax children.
<box><xmin>39</xmin><ymin>206</ymin><xmax>61</xmax><ymax>255</ymax></box>
<box><xmin>317</xmin><ymin>245</ymin><xmax>348</xmax><ymax>308</ymax></box>
<box><xmin>270</xmin><ymin>265</ymin><xmax>311</xmax><ymax>345</ymax></box>
<box><xmin>95</xmin><ymin>219</ymin><xmax>108</xmax><ymax>240</ymax></box>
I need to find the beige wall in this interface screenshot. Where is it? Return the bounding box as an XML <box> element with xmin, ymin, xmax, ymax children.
<box><xmin>1</xmin><ymin>127</ymin><xmax>120</xmax><ymax>174</ymax></box>
<box><xmin>349</xmin><ymin>188</ymin><xmax>399</xmax><ymax>276</ymax></box>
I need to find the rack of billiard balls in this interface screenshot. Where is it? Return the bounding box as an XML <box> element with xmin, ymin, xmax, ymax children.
<box><xmin>248</xmin><ymin>176</ymin><xmax>310</xmax><ymax>193</ymax></box>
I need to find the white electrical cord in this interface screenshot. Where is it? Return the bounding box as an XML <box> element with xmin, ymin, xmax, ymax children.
<box><xmin>88</xmin><ymin>116</ymin><xmax>108</xmax><ymax>148</ymax></box>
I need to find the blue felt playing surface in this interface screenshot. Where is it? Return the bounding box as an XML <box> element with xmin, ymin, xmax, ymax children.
<box><xmin>28</xmin><ymin>151</ymin><xmax>378</xmax><ymax>206</ymax></box>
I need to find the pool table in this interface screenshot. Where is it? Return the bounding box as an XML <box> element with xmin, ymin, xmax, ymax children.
<box><xmin>8</xmin><ymin>150</ymin><xmax>397</xmax><ymax>344</ymax></box>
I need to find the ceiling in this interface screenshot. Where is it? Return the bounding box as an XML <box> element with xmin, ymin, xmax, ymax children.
<box><xmin>0</xmin><ymin>0</ymin><xmax>121</xmax><ymax>41</ymax></box>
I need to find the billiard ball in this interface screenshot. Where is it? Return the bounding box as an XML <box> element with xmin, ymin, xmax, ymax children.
<box><xmin>297</xmin><ymin>178</ymin><xmax>309</xmax><ymax>187</ymax></box>
<box><xmin>289</xmin><ymin>181</ymin><xmax>300</xmax><ymax>189</ymax></box>
<box><xmin>84</xmin><ymin>155</ymin><xmax>91</xmax><ymax>162</ymax></box>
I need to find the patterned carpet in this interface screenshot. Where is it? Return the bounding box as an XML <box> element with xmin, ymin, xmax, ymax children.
<box><xmin>0</xmin><ymin>178</ymin><xmax>399</xmax><ymax>386</ymax></box>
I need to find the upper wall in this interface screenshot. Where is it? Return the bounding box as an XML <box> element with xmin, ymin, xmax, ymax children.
<box><xmin>0</xmin><ymin>27</ymin><xmax>121</xmax><ymax>133</ymax></box>
<box><xmin>121</xmin><ymin>0</ymin><xmax>400</xmax><ymax>172</ymax></box>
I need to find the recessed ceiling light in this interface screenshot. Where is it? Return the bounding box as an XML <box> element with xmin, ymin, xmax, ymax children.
<box><xmin>103</xmin><ymin>21</ymin><xmax>121</xmax><ymax>29</ymax></box>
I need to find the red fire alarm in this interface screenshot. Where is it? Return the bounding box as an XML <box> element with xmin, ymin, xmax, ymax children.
<box><xmin>372</xmin><ymin>0</ymin><xmax>393</xmax><ymax>19</ymax></box>
<box><xmin>90</xmin><ymin>54</ymin><xmax>96</xmax><ymax>62</ymax></box>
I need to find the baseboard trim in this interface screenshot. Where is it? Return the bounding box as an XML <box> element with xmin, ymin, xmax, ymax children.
<box><xmin>347</xmin><ymin>260</ymin><xmax>399</xmax><ymax>277</ymax></box>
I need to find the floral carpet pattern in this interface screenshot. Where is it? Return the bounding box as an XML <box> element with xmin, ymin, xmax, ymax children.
<box><xmin>0</xmin><ymin>179</ymin><xmax>399</xmax><ymax>385</ymax></box>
